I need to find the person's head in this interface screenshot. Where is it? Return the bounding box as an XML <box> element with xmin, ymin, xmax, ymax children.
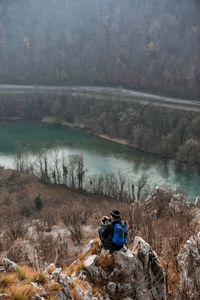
<box><xmin>110</xmin><ymin>209</ymin><xmax>121</xmax><ymax>220</ymax></box>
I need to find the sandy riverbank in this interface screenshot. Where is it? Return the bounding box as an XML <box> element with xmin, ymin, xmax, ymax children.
<box><xmin>98</xmin><ymin>134</ymin><xmax>128</xmax><ymax>146</ymax></box>
<box><xmin>42</xmin><ymin>116</ymin><xmax>129</xmax><ymax>146</ymax></box>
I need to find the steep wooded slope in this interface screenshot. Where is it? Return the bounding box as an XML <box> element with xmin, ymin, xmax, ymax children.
<box><xmin>0</xmin><ymin>0</ymin><xmax>199</xmax><ymax>98</ymax></box>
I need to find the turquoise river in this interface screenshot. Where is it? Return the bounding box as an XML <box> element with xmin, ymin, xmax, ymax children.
<box><xmin>0</xmin><ymin>121</ymin><xmax>199</xmax><ymax>199</ymax></box>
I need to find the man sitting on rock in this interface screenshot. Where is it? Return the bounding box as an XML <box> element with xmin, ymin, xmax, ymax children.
<box><xmin>98</xmin><ymin>210</ymin><xmax>128</xmax><ymax>252</ymax></box>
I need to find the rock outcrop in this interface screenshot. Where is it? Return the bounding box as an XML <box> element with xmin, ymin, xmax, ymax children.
<box><xmin>65</xmin><ymin>237</ymin><xmax>166</xmax><ymax>300</ymax></box>
<box><xmin>2</xmin><ymin>258</ymin><xmax>19</xmax><ymax>272</ymax></box>
<box><xmin>0</xmin><ymin>238</ymin><xmax>166</xmax><ymax>300</ymax></box>
<box><xmin>177</xmin><ymin>232</ymin><xmax>200</xmax><ymax>299</ymax></box>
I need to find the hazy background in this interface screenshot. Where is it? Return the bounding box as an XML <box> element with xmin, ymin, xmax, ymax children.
<box><xmin>0</xmin><ymin>0</ymin><xmax>199</xmax><ymax>98</ymax></box>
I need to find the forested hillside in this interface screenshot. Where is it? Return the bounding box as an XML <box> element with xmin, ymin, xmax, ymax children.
<box><xmin>0</xmin><ymin>87</ymin><xmax>200</xmax><ymax>169</ymax></box>
<box><xmin>0</xmin><ymin>0</ymin><xmax>199</xmax><ymax>98</ymax></box>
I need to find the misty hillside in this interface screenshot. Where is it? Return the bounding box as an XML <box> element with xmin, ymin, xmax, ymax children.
<box><xmin>0</xmin><ymin>0</ymin><xmax>199</xmax><ymax>98</ymax></box>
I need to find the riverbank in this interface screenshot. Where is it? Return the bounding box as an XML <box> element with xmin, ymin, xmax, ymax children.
<box><xmin>42</xmin><ymin>116</ymin><xmax>129</xmax><ymax>146</ymax></box>
<box><xmin>41</xmin><ymin>116</ymin><xmax>86</xmax><ymax>129</ymax></box>
<box><xmin>98</xmin><ymin>134</ymin><xmax>128</xmax><ymax>146</ymax></box>
<box><xmin>0</xmin><ymin>84</ymin><xmax>199</xmax><ymax>171</ymax></box>
<box><xmin>41</xmin><ymin>116</ymin><xmax>200</xmax><ymax>173</ymax></box>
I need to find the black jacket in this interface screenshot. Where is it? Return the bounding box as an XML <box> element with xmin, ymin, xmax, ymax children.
<box><xmin>101</xmin><ymin>218</ymin><xmax>124</xmax><ymax>250</ymax></box>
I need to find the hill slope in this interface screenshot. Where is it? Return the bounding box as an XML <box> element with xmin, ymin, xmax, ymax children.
<box><xmin>0</xmin><ymin>0</ymin><xmax>199</xmax><ymax>98</ymax></box>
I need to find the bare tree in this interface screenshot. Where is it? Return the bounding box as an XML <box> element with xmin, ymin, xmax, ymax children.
<box><xmin>76</xmin><ymin>155</ymin><xmax>86</xmax><ymax>190</ymax></box>
<box><xmin>68</xmin><ymin>154</ymin><xmax>77</xmax><ymax>188</ymax></box>
<box><xmin>38</xmin><ymin>147</ymin><xmax>50</xmax><ymax>183</ymax></box>
<box><xmin>136</xmin><ymin>173</ymin><xmax>149</xmax><ymax>200</ymax></box>
<box><xmin>14</xmin><ymin>143</ymin><xmax>30</xmax><ymax>172</ymax></box>
<box><xmin>61</xmin><ymin>209</ymin><xmax>83</xmax><ymax>246</ymax></box>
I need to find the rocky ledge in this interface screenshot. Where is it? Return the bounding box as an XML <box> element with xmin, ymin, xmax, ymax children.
<box><xmin>0</xmin><ymin>236</ymin><xmax>166</xmax><ymax>300</ymax></box>
<box><xmin>177</xmin><ymin>232</ymin><xmax>200</xmax><ymax>299</ymax></box>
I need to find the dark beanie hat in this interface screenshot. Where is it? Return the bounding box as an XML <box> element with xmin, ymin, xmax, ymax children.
<box><xmin>111</xmin><ymin>209</ymin><xmax>121</xmax><ymax>218</ymax></box>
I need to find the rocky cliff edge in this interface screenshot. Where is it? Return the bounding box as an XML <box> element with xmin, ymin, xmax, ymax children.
<box><xmin>0</xmin><ymin>236</ymin><xmax>166</xmax><ymax>300</ymax></box>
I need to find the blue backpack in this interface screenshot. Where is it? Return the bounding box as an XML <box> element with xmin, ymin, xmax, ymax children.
<box><xmin>112</xmin><ymin>221</ymin><xmax>128</xmax><ymax>246</ymax></box>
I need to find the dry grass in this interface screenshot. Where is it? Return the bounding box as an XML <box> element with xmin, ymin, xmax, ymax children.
<box><xmin>98</xmin><ymin>252</ymin><xmax>115</xmax><ymax>272</ymax></box>
<box><xmin>65</xmin><ymin>259</ymin><xmax>86</xmax><ymax>276</ymax></box>
<box><xmin>46</xmin><ymin>264</ymin><xmax>56</xmax><ymax>274</ymax></box>
<box><xmin>30</xmin><ymin>272</ymin><xmax>46</xmax><ymax>285</ymax></box>
<box><xmin>48</xmin><ymin>281</ymin><xmax>61</xmax><ymax>292</ymax></box>
<box><xmin>70</xmin><ymin>278</ymin><xmax>92</xmax><ymax>300</ymax></box>
<box><xmin>0</xmin><ymin>273</ymin><xmax>16</xmax><ymax>292</ymax></box>
<box><xmin>0</xmin><ymin>266</ymin><xmax>56</xmax><ymax>300</ymax></box>
<box><xmin>79</xmin><ymin>239</ymin><xmax>101</xmax><ymax>260</ymax></box>
<box><xmin>45</xmin><ymin>281</ymin><xmax>62</xmax><ymax>299</ymax></box>
<box><xmin>65</xmin><ymin>239</ymin><xmax>101</xmax><ymax>276</ymax></box>
<box><xmin>92</xmin><ymin>286</ymin><xmax>103</xmax><ymax>297</ymax></box>
<box><xmin>15</xmin><ymin>268</ymin><xmax>27</xmax><ymax>281</ymax></box>
<box><xmin>17</xmin><ymin>266</ymin><xmax>36</xmax><ymax>281</ymax></box>
<box><xmin>9</xmin><ymin>284</ymin><xmax>35</xmax><ymax>300</ymax></box>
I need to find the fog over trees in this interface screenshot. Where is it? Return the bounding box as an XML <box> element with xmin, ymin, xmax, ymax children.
<box><xmin>0</xmin><ymin>0</ymin><xmax>199</xmax><ymax>98</ymax></box>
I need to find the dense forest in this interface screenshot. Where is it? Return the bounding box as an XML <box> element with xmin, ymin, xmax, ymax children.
<box><xmin>0</xmin><ymin>0</ymin><xmax>199</xmax><ymax>98</ymax></box>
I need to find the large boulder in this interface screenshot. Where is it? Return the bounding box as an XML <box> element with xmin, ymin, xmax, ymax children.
<box><xmin>83</xmin><ymin>254</ymin><xmax>108</xmax><ymax>284</ymax></box>
<box><xmin>177</xmin><ymin>232</ymin><xmax>200</xmax><ymax>299</ymax></box>
<box><xmin>65</xmin><ymin>238</ymin><xmax>167</xmax><ymax>300</ymax></box>
<box><xmin>133</xmin><ymin>237</ymin><xmax>166</xmax><ymax>300</ymax></box>
<box><xmin>107</xmin><ymin>237</ymin><xmax>166</xmax><ymax>300</ymax></box>
<box><xmin>112</xmin><ymin>248</ymin><xmax>138</xmax><ymax>278</ymax></box>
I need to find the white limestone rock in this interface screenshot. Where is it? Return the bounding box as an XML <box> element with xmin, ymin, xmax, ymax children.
<box><xmin>177</xmin><ymin>232</ymin><xmax>200</xmax><ymax>297</ymax></box>
<box><xmin>113</xmin><ymin>248</ymin><xmax>138</xmax><ymax>278</ymax></box>
<box><xmin>84</xmin><ymin>254</ymin><xmax>98</xmax><ymax>273</ymax></box>
<box><xmin>3</xmin><ymin>258</ymin><xmax>19</xmax><ymax>272</ymax></box>
<box><xmin>51</xmin><ymin>267</ymin><xmax>62</xmax><ymax>281</ymax></box>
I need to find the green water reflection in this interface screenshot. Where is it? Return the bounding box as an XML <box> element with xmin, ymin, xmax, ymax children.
<box><xmin>0</xmin><ymin>121</ymin><xmax>199</xmax><ymax>199</ymax></box>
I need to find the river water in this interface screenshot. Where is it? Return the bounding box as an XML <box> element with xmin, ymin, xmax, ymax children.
<box><xmin>0</xmin><ymin>121</ymin><xmax>199</xmax><ymax>199</ymax></box>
